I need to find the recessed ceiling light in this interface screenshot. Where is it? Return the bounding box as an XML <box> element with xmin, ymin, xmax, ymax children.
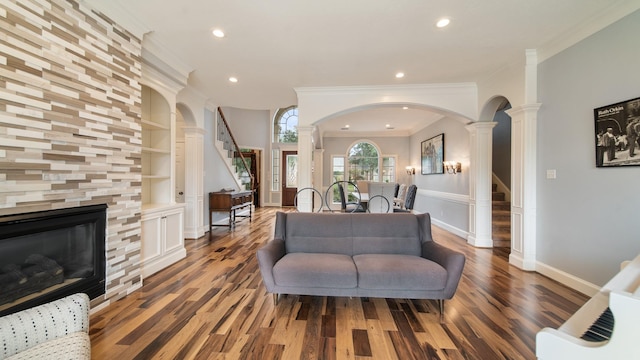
<box><xmin>436</xmin><ymin>18</ymin><xmax>450</xmax><ymax>28</ymax></box>
<box><xmin>395</xmin><ymin>72</ymin><xmax>405</xmax><ymax>78</ymax></box>
<box><xmin>229</xmin><ymin>77</ymin><xmax>238</xmax><ymax>83</ymax></box>
<box><xmin>402</xmin><ymin>106</ymin><xmax>409</xmax><ymax>110</ymax></box>
<box><xmin>212</xmin><ymin>29</ymin><xmax>225</xmax><ymax>38</ymax></box>
<box><xmin>385</xmin><ymin>124</ymin><xmax>391</xmax><ymax>128</ymax></box>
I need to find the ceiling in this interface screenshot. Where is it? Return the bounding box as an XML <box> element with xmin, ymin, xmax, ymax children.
<box><xmin>85</xmin><ymin>0</ymin><xmax>639</xmax><ymax>136</ymax></box>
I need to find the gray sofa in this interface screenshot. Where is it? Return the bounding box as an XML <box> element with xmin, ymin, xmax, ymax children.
<box><xmin>256</xmin><ymin>212</ymin><xmax>465</xmax><ymax>321</ymax></box>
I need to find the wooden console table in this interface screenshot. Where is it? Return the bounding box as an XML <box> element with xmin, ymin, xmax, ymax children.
<box><xmin>209</xmin><ymin>190</ymin><xmax>253</xmax><ymax>229</ymax></box>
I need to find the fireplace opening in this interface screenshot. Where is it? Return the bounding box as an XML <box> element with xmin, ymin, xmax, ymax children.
<box><xmin>0</xmin><ymin>204</ymin><xmax>106</xmax><ymax>316</ymax></box>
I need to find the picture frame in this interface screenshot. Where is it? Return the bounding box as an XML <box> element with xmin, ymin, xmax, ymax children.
<box><xmin>594</xmin><ymin>96</ymin><xmax>640</xmax><ymax>167</ymax></box>
<box><xmin>421</xmin><ymin>133</ymin><xmax>444</xmax><ymax>175</ymax></box>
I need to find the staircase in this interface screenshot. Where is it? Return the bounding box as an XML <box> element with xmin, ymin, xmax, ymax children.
<box><xmin>214</xmin><ymin>107</ymin><xmax>254</xmax><ymax>191</ymax></box>
<box><xmin>492</xmin><ymin>183</ymin><xmax>511</xmax><ymax>247</ymax></box>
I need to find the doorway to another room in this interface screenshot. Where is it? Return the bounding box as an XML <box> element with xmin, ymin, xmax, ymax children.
<box><xmin>281</xmin><ymin>151</ymin><xmax>297</xmax><ymax>207</ymax></box>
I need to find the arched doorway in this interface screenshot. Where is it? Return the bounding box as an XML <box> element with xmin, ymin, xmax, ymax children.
<box><xmin>490</xmin><ymin>99</ymin><xmax>512</xmax><ymax>249</ymax></box>
<box><xmin>176</xmin><ymin>103</ymin><xmax>204</xmax><ymax>239</ymax></box>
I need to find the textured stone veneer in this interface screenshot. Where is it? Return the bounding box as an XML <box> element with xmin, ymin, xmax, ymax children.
<box><xmin>0</xmin><ymin>0</ymin><xmax>143</xmax><ymax>308</ymax></box>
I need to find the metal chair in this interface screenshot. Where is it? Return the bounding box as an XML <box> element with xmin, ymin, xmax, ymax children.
<box><xmin>324</xmin><ymin>180</ymin><xmax>364</xmax><ymax>213</ymax></box>
<box><xmin>294</xmin><ymin>187</ymin><xmax>324</xmax><ymax>212</ymax></box>
<box><xmin>367</xmin><ymin>182</ymin><xmax>396</xmax><ymax>213</ymax></box>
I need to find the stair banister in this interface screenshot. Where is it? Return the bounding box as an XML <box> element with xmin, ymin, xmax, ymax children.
<box><xmin>216</xmin><ymin>107</ymin><xmax>255</xmax><ymax>191</ymax></box>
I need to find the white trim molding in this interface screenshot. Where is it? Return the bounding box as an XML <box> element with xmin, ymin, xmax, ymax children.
<box><xmin>536</xmin><ymin>261</ymin><xmax>600</xmax><ymax>297</ymax></box>
<box><xmin>417</xmin><ymin>189</ymin><xmax>469</xmax><ymax>204</ymax></box>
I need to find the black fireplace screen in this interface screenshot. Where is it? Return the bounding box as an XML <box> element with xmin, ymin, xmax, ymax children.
<box><xmin>0</xmin><ymin>204</ymin><xmax>106</xmax><ymax>316</ymax></box>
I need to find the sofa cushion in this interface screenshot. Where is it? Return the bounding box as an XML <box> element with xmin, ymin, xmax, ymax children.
<box><xmin>351</xmin><ymin>214</ymin><xmax>421</xmax><ymax>256</ymax></box>
<box><xmin>273</xmin><ymin>253</ymin><xmax>357</xmax><ymax>288</ymax></box>
<box><xmin>284</xmin><ymin>213</ymin><xmax>354</xmax><ymax>255</ymax></box>
<box><xmin>6</xmin><ymin>331</ymin><xmax>90</xmax><ymax>360</ymax></box>
<box><xmin>353</xmin><ymin>254</ymin><xmax>447</xmax><ymax>291</ymax></box>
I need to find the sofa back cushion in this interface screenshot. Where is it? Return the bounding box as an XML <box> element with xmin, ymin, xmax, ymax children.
<box><xmin>280</xmin><ymin>212</ymin><xmax>422</xmax><ymax>256</ymax></box>
<box><xmin>283</xmin><ymin>212</ymin><xmax>354</xmax><ymax>255</ymax></box>
<box><xmin>351</xmin><ymin>214</ymin><xmax>421</xmax><ymax>256</ymax></box>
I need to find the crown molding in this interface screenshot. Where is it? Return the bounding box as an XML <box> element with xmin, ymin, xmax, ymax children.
<box><xmin>322</xmin><ymin>130</ymin><xmax>411</xmax><ymax>138</ymax></box>
<box><xmin>80</xmin><ymin>0</ymin><xmax>151</xmax><ymax>39</ymax></box>
<box><xmin>295</xmin><ymin>83</ymin><xmax>477</xmax><ymax>96</ymax></box>
<box><xmin>142</xmin><ymin>35</ymin><xmax>192</xmax><ymax>87</ymax></box>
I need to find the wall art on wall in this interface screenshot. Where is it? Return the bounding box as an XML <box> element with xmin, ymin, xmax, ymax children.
<box><xmin>421</xmin><ymin>133</ymin><xmax>444</xmax><ymax>175</ymax></box>
<box><xmin>595</xmin><ymin>96</ymin><xmax>640</xmax><ymax>167</ymax></box>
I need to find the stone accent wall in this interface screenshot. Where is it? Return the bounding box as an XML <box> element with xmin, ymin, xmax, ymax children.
<box><xmin>0</xmin><ymin>0</ymin><xmax>143</xmax><ymax>307</ymax></box>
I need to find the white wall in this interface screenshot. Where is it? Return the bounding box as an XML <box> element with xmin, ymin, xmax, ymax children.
<box><xmin>536</xmin><ymin>9</ymin><xmax>640</xmax><ymax>286</ymax></box>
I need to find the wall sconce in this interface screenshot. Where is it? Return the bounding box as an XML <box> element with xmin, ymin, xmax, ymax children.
<box><xmin>444</xmin><ymin>161</ymin><xmax>462</xmax><ymax>174</ymax></box>
<box><xmin>406</xmin><ymin>166</ymin><xmax>416</xmax><ymax>175</ymax></box>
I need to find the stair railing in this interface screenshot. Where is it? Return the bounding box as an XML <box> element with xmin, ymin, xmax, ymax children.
<box><xmin>216</xmin><ymin>107</ymin><xmax>254</xmax><ymax>191</ymax></box>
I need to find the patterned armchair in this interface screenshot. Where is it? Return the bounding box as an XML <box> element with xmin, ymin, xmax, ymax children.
<box><xmin>0</xmin><ymin>293</ymin><xmax>91</xmax><ymax>360</ymax></box>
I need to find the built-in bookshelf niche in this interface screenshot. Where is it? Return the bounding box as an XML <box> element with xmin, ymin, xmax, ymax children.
<box><xmin>141</xmin><ymin>85</ymin><xmax>171</xmax><ymax>208</ymax></box>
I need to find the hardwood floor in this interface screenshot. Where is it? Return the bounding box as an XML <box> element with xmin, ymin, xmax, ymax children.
<box><xmin>89</xmin><ymin>207</ymin><xmax>588</xmax><ymax>359</ymax></box>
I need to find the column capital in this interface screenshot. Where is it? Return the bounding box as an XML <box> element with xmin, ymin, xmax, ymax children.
<box><xmin>506</xmin><ymin>103</ymin><xmax>542</xmax><ymax>117</ymax></box>
<box><xmin>183</xmin><ymin>126</ymin><xmax>206</xmax><ymax>135</ymax></box>
<box><xmin>465</xmin><ymin>121</ymin><xmax>497</xmax><ymax>133</ymax></box>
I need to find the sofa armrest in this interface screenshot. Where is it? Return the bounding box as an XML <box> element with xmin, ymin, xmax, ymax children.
<box><xmin>256</xmin><ymin>238</ymin><xmax>286</xmax><ymax>293</ymax></box>
<box><xmin>0</xmin><ymin>293</ymin><xmax>90</xmax><ymax>358</ymax></box>
<box><xmin>422</xmin><ymin>241</ymin><xmax>466</xmax><ymax>299</ymax></box>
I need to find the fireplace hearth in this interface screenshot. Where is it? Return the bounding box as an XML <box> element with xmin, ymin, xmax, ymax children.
<box><xmin>0</xmin><ymin>204</ymin><xmax>106</xmax><ymax>316</ymax></box>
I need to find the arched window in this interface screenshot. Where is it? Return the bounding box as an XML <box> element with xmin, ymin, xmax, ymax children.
<box><xmin>273</xmin><ymin>106</ymin><xmax>298</xmax><ymax>143</ymax></box>
<box><xmin>331</xmin><ymin>141</ymin><xmax>396</xmax><ymax>186</ymax></box>
<box><xmin>348</xmin><ymin>142</ymin><xmax>379</xmax><ymax>181</ymax></box>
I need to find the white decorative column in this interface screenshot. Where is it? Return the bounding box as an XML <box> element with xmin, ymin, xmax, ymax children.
<box><xmin>466</xmin><ymin>122</ymin><xmax>497</xmax><ymax>247</ymax></box>
<box><xmin>507</xmin><ymin>49</ymin><xmax>540</xmax><ymax>270</ymax></box>
<box><xmin>183</xmin><ymin>127</ymin><xmax>205</xmax><ymax>239</ymax></box>
<box><xmin>296</xmin><ymin>125</ymin><xmax>314</xmax><ymax>212</ymax></box>
<box><xmin>506</xmin><ymin>104</ymin><xmax>540</xmax><ymax>270</ymax></box>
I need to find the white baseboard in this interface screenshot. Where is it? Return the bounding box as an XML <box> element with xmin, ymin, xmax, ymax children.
<box><xmin>430</xmin><ymin>217</ymin><xmax>469</xmax><ymax>240</ymax></box>
<box><xmin>535</xmin><ymin>261</ymin><xmax>600</xmax><ymax>297</ymax></box>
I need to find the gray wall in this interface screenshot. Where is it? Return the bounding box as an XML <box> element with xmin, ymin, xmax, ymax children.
<box><xmin>203</xmin><ymin>108</ymin><xmax>237</xmax><ymax>225</ymax></box>
<box><xmin>410</xmin><ymin>118</ymin><xmax>469</xmax><ymax>232</ymax></box>
<box><xmin>221</xmin><ymin>106</ymin><xmax>270</xmax><ymax>150</ymax></box>
<box><xmin>492</xmin><ymin>109</ymin><xmax>511</xmax><ymax>189</ymax></box>
<box><xmin>537</xmin><ymin>9</ymin><xmax>640</xmax><ymax>286</ymax></box>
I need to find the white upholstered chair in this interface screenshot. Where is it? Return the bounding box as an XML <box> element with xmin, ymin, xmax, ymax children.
<box><xmin>367</xmin><ymin>182</ymin><xmax>396</xmax><ymax>213</ymax></box>
<box><xmin>0</xmin><ymin>293</ymin><xmax>91</xmax><ymax>360</ymax></box>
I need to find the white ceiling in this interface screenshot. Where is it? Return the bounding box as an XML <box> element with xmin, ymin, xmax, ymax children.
<box><xmin>85</xmin><ymin>0</ymin><xmax>639</xmax><ymax>135</ymax></box>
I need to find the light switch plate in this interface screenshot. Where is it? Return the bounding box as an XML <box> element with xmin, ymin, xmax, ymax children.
<box><xmin>546</xmin><ymin>169</ymin><xmax>556</xmax><ymax>179</ymax></box>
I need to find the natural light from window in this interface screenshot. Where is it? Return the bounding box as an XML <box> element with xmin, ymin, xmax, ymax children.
<box><xmin>274</xmin><ymin>106</ymin><xmax>298</xmax><ymax>143</ymax></box>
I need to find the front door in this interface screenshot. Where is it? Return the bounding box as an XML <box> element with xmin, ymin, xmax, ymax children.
<box><xmin>281</xmin><ymin>151</ymin><xmax>297</xmax><ymax>206</ymax></box>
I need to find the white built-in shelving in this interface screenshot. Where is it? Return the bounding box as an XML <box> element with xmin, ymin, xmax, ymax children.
<box><xmin>140</xmin><ymin>84</ymin><xmax>185</xmax><ymax>278</ymax></box>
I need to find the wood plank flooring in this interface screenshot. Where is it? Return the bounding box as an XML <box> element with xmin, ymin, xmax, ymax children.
<box><xmin>89</xmin><ymin>207</ymin><xmax>588</xmax><ymax>359</ymax></box>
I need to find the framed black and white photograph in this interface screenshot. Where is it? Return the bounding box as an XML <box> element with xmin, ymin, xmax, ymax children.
<box><xmin>595</xmin><ymin>96</ymin><xmax>640</xmax><ymax>167</ymax></box>
<box><xmin>421</xmin><ymin>133</ymin><xmax>444</xmax><ymax>175</ymax></box>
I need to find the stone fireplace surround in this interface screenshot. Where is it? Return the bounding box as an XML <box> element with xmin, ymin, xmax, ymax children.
<box><xmin>1</xmin><ymin>0</ymin><xmax>145</xmax><ymax>311</ymax></box>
